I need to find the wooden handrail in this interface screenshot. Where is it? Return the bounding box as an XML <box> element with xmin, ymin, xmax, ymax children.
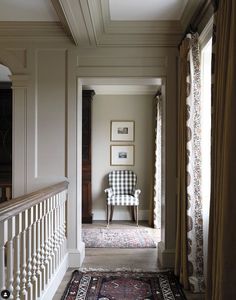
<box><xmin>0</xmin><ymin>181</ymin><xmax>69</xmax><ymax>222</ymax></box>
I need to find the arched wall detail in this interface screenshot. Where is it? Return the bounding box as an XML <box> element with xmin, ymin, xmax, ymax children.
<box><xmin>0</xmin><ymin>49</ymin><xmax>25</xmax><ymax>74</ymax></box>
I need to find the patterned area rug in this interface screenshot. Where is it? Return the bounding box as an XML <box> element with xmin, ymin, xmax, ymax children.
<box><xmin>61</xmin><ymin>270</ymin><xmax>187</xmax><ymax>300</ymax></box>
<box><xmin>82</xmin><ymin>228</ymin><xmax>157</xmax><ymax>248</ymax></box>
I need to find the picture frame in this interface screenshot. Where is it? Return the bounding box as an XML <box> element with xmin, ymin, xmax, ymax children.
<box><xmin>110</xmin><ymin>145</ymin><xmax>135</xmax><ymax>166</ymax></box>
<box><xmin>110</xmin><ymin>120</ymin><xmax>135</xmax><ymax>142</ymax></box>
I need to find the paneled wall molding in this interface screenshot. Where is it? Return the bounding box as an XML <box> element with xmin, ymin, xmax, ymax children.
<box><xmin>0</xmin><ymin>21</ymin><xmax>70</xmax><ymax>41</ymax></box>
<box><xmin>6</xmin><ymin>48</ymin><xmax>27</xmax><ymax>68</ymax></box>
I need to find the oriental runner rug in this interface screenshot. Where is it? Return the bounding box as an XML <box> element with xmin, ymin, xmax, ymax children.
<box><xmin>61</xmin><ymin>270</ymin><xmax>187</xmax><ymax>300</ymax></box>
<box><xmin>82</xmin><ymin>228</ymin><xmax>157</xmax><ymax>248</ymax></box>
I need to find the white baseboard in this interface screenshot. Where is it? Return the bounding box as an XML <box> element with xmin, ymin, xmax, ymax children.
<box><xmin>93</xmin><ymin>209</ymin><xmax>150</xmax><ymax>221</ymax></box>
<box><xmin>68</xmin><ymin>242</ymin><xmax>85</xmax><ymax>267</ymax></box>
<box><xmin>41</xmin><ymin>253</ymin><xmax>68</xmax><ymax>300</ymax></box>
<box><xmin>158</xmin><ymin>241</ymin><xmax>175</xmax><ymax>268</ymax></box>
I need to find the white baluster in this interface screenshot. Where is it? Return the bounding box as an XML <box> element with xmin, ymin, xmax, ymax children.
<box><xmin>44</xmin><ymin>198</ymin><xmax>50</xmax><ymax>284</ymax></box>
<box><xmin>20</xmin><ymin>210</ymin><xmax>28</xmax><ymax>299</ymax></box>
<box><xmin>0</xmin><ymin>221</ymin><xmax>7</xmax><ymax>294</ymax></box>
<box><xmin>56</xmin><ymin>194</ymin><xmax>61</xmax><ymax>263</ymax></box>
<box><xmin>27</xmin><ymin>207</ymin><xmax>33</xmax><ymax>300</ymax></box>
<box><xmin>62</xmin><ymin>193</ymin><xmax>67</xmax><ymax>255</ymax></box>
<box><xmin>50</xmin><ymin>196</ymin><xmax>56</xmax><ymax>275</ymax></box>
<box><xmin>47</xmin><ymin>198</ymin><xmax>52</xmax><ymax>280</ymax></box>
<box><xmin>40</xmin><ymin>200</ymin><xmax>46</xmax><ymax>291</ymax></box>
<box><xmin>14</xmin><ymin>213</ymin><xmax>22</xmax><ymax>300</ymax></box>
<box><xmin>59</xmin><ymin>193</ymin><xmax>63</xmax><ymax>262</ymax></box>
<box><xmin>7</xmin><ymin>218</ymin><xmax>15</xmax><ymax>299</ymax></box>
<box><xmin>31</xmin><ymin>206</ymin><xmax>38</xmax><ymax>300</ymax></box>
<box><xmin>36</xmin><ymin>202</ymin><xmax>42</xmax><ymax>298</ymax></box>
<box><xmin>54</xmin><ymin>195</ymin><xmax>60</xmax><ymax>270</ymax></box>
<box><xmin>58</xmin><ymin>196</ymin><xmax>63</xmax><ymax>261</ymax></box>
<box><xmin>57</xmin><ymin>194</ymin><xmax>62</xmax><ymax>264</ymax></box>
<box><xmin>61</xmin><ymin>193</ymin><xmax>66</xmax><ymax>257</ymax></box>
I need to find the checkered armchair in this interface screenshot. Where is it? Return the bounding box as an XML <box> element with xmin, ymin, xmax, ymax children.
<box><xmin>104</xmin><ymin>170</ymin><xmax>141</xmax><ymax>226</ymax></box>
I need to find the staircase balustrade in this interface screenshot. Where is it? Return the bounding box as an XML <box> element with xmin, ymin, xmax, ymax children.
<box><xmin>0</xmin><ymin>181</ymin><xmax>68</xmax><ymax>300</ymax></box>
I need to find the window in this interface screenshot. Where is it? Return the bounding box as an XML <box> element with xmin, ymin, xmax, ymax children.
<box><xmin>201</xmin><ymin>37</ymin><xmax>212</xmax><ymax>279</ymax></box>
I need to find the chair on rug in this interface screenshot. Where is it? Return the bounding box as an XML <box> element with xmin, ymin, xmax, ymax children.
<box><xmin>104</xmin><ymin>170</ymin><xmax>141</xmax><ymax>226</ymax></box>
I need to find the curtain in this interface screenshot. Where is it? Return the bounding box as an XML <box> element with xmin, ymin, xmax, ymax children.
<box><xmin>175</xmin><ymin>33</ymin><xmax>205</xmax><ymax>293</ymax></box>
<box><xmin>206</xmin><ymin>1</ymin><xmax>236</xmax><ymax>299</ymax></box>
<box><xmin>153</xmin><ymin>92</ymin><xmax>162</xmax><ymax>229</ymax></box>
<box><xmin>175</xmin><ymin>36</ymin><xmax>191</xmax><ymax>290</ymax></box>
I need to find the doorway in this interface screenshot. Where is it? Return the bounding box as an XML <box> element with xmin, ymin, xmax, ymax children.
<box><xmin>79</xmin><ymin>77</ymin><xmax>165</xmax><ymax>236</ymax></box>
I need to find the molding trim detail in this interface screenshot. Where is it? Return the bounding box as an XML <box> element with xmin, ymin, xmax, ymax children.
<box><xmin>10</xmin><ymin>75</ymin><xmax>30</xmax><ymax>88</ymax></box>
<box><xmin>158</xmin><ymin>241</ymin><xmax>175</xmax><ymax>268</ymax></box>
<box><xmin>68</xmin><ymin>243</ymin><xmax>85</xmax><ymax>267</ymax></box>
<box><xmin>41</xmin><ymin>253</ymin><xmax>68</xmax><ymax>300</ymax></box>
<box><xmin>51</xmin><ymin>0</ymin><xmax>188</xmax><ymax>47</ymax></box>
<box><xmin>0</xmin><ymin>21</ymin><xmax>70</xmax><ymax>41</ymax></box>
<box><xmin>0</xmin><ymin>1</ymin><xmax>201</xmax><ymax>47</ymax></box>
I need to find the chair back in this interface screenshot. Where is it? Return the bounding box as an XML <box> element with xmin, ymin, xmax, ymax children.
<box><xmin>108</xmin><ymin>170</ymin><xmax>137</xmax><ymax>195</ymax></box>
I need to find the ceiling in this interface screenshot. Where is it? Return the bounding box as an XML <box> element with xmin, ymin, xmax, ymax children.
<box><xmin>109</xmin><ymin>0</ymin><xmax>188</xmax><ymax>21</ymax></box>
<box><xmin>0</xmin><ymin>0</ymin><xmax>204</xmax><ymax>47</ymax></box>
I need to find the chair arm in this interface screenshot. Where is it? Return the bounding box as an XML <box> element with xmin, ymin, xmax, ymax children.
<box><xmin>104</xmin><ymin>188</ymin><xmax>113</xmax><ymax>197</ymax></box>
<box><xmin>134</xmin><ymin>189</ymin><xmax>141</xmax><ymax>198</ymax></box>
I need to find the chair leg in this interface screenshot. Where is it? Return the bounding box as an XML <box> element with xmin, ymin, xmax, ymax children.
<box><xmin>131</xmin><ymin>206</ymin><xmax>135</xmax><ymax>221</ymax></box>
<box><xmin>136</xmin><ymin>206</ymin><xmax>139</xmax><ymax>226</ymax></box>
<box><xmin>107</xmin><ymin>204</ymin><xmax>110</xmax><ymax>227</ymax></box>
<box><xmin>110</xmin><ymin>205</ymin><xmax>114</xmax><ymax>222</ymax></box>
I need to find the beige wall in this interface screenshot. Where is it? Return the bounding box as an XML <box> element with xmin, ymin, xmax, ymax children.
<box><xmin>91</xmin><ymin>94</ymin><xmax>154</xmax><ymax>220</ymax></box>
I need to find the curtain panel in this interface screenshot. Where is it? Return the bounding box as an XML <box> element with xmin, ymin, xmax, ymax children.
<box><xmin>175</xmin><ymin>37</ymin><xmax>191</xmax><ymax>290</ymax></box>
<box><xmin>206</xmin><ymin>0</ymin><xmax>236</xmax><ymax>299</ymax></box>
<box><xmin>153</xmin><ymin>93</ymin><xmax>162</xmax><ymax>229</ymax></box>
<box><xmin>175</xmin><ymin>33</ymin><xmax>204</xmax><ymax>293</ymax></box>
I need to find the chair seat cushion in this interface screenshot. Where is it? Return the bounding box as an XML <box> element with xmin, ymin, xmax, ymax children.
<box><xmin>108</xmin><ymin>195</ymin><xmax>139</xmax><ymax>206</ymax></box>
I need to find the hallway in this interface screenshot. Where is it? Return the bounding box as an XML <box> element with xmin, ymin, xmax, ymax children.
<box><xmin>53</xmin><ymin>222</ymin><xmax>204</xmax><ymax>300</ymax></box>
<box><xmin>54</xmin><ymin>221</ymin><xmax>160</xmax><ymax>299</ymax></box>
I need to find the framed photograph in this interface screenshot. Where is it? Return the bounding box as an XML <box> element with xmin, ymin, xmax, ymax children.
<box><xmin>111</xmin><ymin>121</ymin><xmax>135</xmax><ymax>142</ymax></box>
<box><xmin>110</xmin><ymin>145</ymin><xmax>135</xmax><ymax>166</ymax></box>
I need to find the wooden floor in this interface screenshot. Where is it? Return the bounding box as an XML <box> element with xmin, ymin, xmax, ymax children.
<box><xmin>53</xmin><ymin>221</ymin><xmax>204</xmax><ymax>300</ymax></box>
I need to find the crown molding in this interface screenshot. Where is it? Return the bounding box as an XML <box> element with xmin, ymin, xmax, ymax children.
<box><xmin>53</xmin><ymin>0</ymin><xmax>98</xmax><ymax>46</ymax></box>
<box><xmin>51</xmin><ymin>0</ymin><xmax>74</xmax><ymax>41</ymax></box>
<box><xmin>49</xmin><ymin>0</ymin><xmax>188</xmax><ymax>47</ymax></box>
<box><xmin>98</xmin><ymin>33</ymin><xmax>182</xmax><ymax>47</ymax></box>
<box><xmin>0</xmin><ymin>21</ymin><xmax>70</xmax><ymax>41</ymax></box>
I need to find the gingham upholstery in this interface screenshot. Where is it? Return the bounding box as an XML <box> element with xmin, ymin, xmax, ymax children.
<box><xmin>105</xmin><ymin>170</ymin><xmax>140</xmax><ymax>206</ymax></box>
